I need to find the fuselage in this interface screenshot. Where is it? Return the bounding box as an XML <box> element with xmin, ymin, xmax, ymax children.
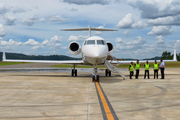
<box><xmin>81</xmin><ymin>36</ymin><xmax>109</xmax><ymax>65</ymax></box>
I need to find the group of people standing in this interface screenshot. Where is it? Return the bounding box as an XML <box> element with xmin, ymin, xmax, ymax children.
<box><xmin>129</xmin><ymin>60</ymin><xmax>165</xmax><ymax>79</ymax></box>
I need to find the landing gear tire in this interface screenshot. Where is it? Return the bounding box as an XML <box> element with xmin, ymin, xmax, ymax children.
<box><xmin>92</xmin><ymin>75</ymin><xmax>99</xmax><ymax>82</ymax></box>
<box><xmin>92</xmin><ymin>76</ymin><xmax>95</xmax><ymax>81</ymax></box>
<box><xmin>105</xmin><ymin>69</ymin><xmax>111</xmax><ymax>76</ymax></box>
<box><xmin>105</xmin><ymin>69</ymin><xmax>108</xmax><ymax>76</ymax></box>
<box><xmin>75</xmin><ymin>69</ymin><xmax>77</xmax><ymax>76</ymax></box>
<box><xmin>97</xmin><ymin>75</ymin><xmax>99</xmax><ymax>81</ymax></box>
<box><xmin>109</xmin><ymin>71</ymin><xmax>111</xmax><ymax>76</ymax></box>
<box><xmin>71</xmin><ymin>69</ymin><xmax>77</xmax><ymax>76</ymax></box>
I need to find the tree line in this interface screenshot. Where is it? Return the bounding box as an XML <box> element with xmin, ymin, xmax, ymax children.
<box><xmin>161</xmin><ymin>51</ymin><xmax>180</xmax><ymax>61</ymax></box>
<box><xmin>0</xmin><ymin>51</ymin><xmax>179</xmax><ymax>61</ymax></box>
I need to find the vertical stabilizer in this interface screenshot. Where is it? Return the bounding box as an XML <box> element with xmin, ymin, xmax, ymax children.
<box><xmin>2</xmin><ymin>49</ymin><xmax>6</xmax><ymax>61</ymax></box>
<box><xmin>88</xmin><ymin>25</ymin><xmax>91</xmax><ymax>37</ymax></box>
<box><xmin>173</xmin><ymin>49</ymin><xmax>177</xmax><ymax>61</ymax></box>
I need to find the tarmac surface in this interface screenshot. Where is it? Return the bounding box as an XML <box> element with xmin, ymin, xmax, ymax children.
<box><xmin>0</xmin><ymin>63</ymin><xmax>180</xmax><ymax>120</ymax></box>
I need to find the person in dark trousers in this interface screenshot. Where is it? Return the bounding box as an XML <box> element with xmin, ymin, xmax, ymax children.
<box><xmin>135</xmin><ymin>60</ymin><xmax>140</xmax><ymax>79</ymax></box>
<box><xmin>129</xmin><ymin>62</ymin><xmax>134</xmax><ymax>79</ymax></box>
<box><xmin>159</xmin><ymin>59</ymin><xmax>165</xmax><ymax>79</ymax></box>
<box><xmin>153</xmin><ymin>60</ymin><xmax>159</xmax><ymax>79</ymax></box>
<box><xmin>144</xmin><ymin>61</ymin><xmax>150</xmax><ymax>79</ymax></box>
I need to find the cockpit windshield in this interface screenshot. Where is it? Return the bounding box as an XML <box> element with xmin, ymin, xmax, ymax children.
<box><xmin>87</xmin><ymin>40</ymin><xmax>95</xmax><ymax>45</ymax></box>
<box><xmin>97</xmin><ymin>40</ymin><xmax>105</xmax><ymax>45</ymax></box>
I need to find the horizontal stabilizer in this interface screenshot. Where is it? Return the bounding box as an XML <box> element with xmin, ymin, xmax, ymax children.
<box><xmin>61</xmin><ymin>28</ymin><xmax>118</xmax><ymax>31</ymax></box>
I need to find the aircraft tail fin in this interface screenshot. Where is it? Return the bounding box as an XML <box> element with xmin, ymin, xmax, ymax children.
<box><xmin>2</xmin><ymin>49</ymin><xmax>6</xmax><ymax>61</ymax></box>
<box><xmin>173</xmin><ymin>49</ymin><xmax>177</xmax><ymax>61</ymax></box>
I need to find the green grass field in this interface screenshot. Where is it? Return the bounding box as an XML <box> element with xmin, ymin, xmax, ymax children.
<box><xmin>0</xmin><ymin>61</ymin><xmax>180</xmax><ymax>68</ymax></box>
<box><xmin>52</xmin><ymin>61</ymin><xmax>180</xmax><ymax>68</ymax></box>
<box><xmin>0</xmin><ymin>62</ymin><xmax>28</xmax><ymax>66</ymax></box>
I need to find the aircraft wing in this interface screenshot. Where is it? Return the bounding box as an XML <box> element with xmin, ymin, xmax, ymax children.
<box><xmin>109</xmin><ymin>49</ymin><xmax>178</xmax><ymax>64</ymax></box>
<box><xmin>2</xmin><ymin>50</ymin><xmax>84</xmax><ymax>65</ymax></box>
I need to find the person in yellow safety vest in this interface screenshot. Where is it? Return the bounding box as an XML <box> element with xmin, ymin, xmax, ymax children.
<box><xmin>144</xmin><ymin>61</ymin><xmax>150</xmax><ymax>79</ymax></box>
<box><xmin>129</xmin><ymin>62</ymin><xmax>134</xmax><ymax>79</ymax></box>
<box><xmin>153</xmin><ymin>60</ymin><xmax>159</xmax><ymax>79</ymax></box>
<box><xmin>135</xmin><ymin>60</ymin><xmax>140</xmax><ymax>79</ymax></box>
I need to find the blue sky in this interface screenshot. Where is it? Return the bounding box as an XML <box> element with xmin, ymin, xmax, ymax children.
<box><xmin>0</xmin><ymin>0</ymin><xmax>180</xmax><ymax>59</ymax></box>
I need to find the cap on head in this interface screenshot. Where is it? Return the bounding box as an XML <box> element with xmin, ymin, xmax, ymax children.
<box><xmin>131</xmin><ymin>62</ymin><xmax>133</xmax><ymax>64</ymax></box>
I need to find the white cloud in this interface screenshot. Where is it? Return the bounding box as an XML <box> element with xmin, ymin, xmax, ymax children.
<box><xmin>174</xmin><ymin>40</ymin><xmax>180</xmax><ymax>50</ymax></box>
<box><xmin>0</xmin><ymin>4</ymin><xmax>10</xmax><ymax>15</ymax></box>
<box><xmin>22</xmin><ymin>15</ymin><xmax>39</xmax><ymax>26</ymax></box>
<box><xmin>95</xmin><ymin>26</ymin><xmax>104</xmax><ymax>35</ymax></box>
<box><xmin>0</xmin><ymin>24</ymin><xmax>7</xmax><ymax>37</ymax></box>
<box><xmin>48</xmin><ymin>15</ymin><xmax>68</xmax><ymax>22</ymax></box>
<box><xmin>39</xmin><ymin>17</ymin><xmax>46</xmax><ymax>22</ymax></box>
<box><xmin>0</xmin><ymin>39</ymin><xmax>22</xmax><ymax>46</ymax></box>
<box><xmin>115</xmin><ymin>38</ymin><xmax>124</xmax><ymax>43</ymax></box>
<box><xmin>148</xmin><ymin>15</ymin><xmax>180</xmax><ymax>26</ymax></box>
<box><xmin>123</xmin><ymin>30</ymin><xmax>131</xmax><ymax>36</ymax></box>
<box><xmin>116</xmin><ymin>36</ymin><xmax>146</xmax><ymax>50</ymax></box>
<box><xmin>3</xmin><ymin>14</ymin><xmax>17</xmax><ymax>26</ymax></box>
<box><xmin>148</xmin><ymin>26</ymin><xmax>173</xmax><ymax>36</ymax></box>
<box><xmin>132</xmin><ymin>21</ymin><xmax>147</xmax><ymax>29</ymax></box>
<box><xmin>60</xmin><ymin>0</ymin><xmax>110</xmax><ymax>5</ymax></box>
<box><xmin>116</xmin><ymin>13</ymin><xmax>134</xmax><ymax>29</ymax></box>
<box><xmin>128</xmin><ymin>0</ymin><xmax>180</xmax><ymax>19</ymax></box>
<box><xmin>24</xmin><ymin>39</ymin><xmax>39</xmax><ymax>46</ymax></box>
<box><xmin>156</xmin><ymin>35</ymin><xmax>164</xmax><ymax>44</ymax></box>
<box><xmin>42</xmin><ymin>39</ymin><xmax>49</xmax><ymax>45</ymax></box>
<box><xmin>50</xmin><ymin>35</ymin><xmax>62</xmax><ymax>42</ymax></box>
<box><xmin>68</xmin><ymin>35</ymin><xmax>88</xmax><ymax>41</ymax></box>
<box><xmin>12</xmin><ymin>6</ymin><xmax>30</xmax><ymax>13</ymax></box>
<box><xmin>31</xmin><ymin>45</ymin><xmax>43</xmax><ymax>50</ymax></box>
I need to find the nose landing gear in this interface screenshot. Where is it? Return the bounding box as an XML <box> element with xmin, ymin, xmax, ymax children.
<box><xmin>92</xmin><ymin>66</ymin><xmax>99</xmax><ymax>82</ymax></box>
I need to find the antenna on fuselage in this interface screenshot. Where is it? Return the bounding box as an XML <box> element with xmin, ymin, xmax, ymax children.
<box><xmin>60</xmin><ymin>26</ymin><xmax>118</xmax><ymax>37</ymax></box>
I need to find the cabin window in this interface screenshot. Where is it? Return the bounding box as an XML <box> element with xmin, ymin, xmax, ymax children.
<box><xmin>97</xmin><ymin>40</ymin><xmax>105</xmax><ymax>45</ymax></box>
<box><xmin>87</xmin><ymin>40</ymin><xmax>95</xmax><ymax>45</ymax></box>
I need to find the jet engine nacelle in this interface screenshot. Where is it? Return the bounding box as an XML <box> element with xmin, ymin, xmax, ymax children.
<box><xmin>69</xmin><ymin>42</ymin><xmax>81</xmax><ymax>55</ymax></box>
<box><xmin>107</xmin><ymin>42</ymin><xmax>114</xmax><ymax>54</ymax></box>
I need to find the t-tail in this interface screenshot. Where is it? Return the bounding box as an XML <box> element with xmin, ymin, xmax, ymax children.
<box><xmin>60</xmin><ymin>25</ymin><xmax>118</xmax><ymax>37</ymax></box>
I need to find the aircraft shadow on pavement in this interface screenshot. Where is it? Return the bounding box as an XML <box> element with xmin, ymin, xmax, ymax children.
<box><xmin>10</xmin><ymin>74</ymin><xmax>124</xmax><ymax>83</ymax></box>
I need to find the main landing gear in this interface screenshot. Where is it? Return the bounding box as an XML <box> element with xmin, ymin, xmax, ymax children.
<box><xmin>71</xmin><ymin>64</ymin><xmax>77</xmax><ymax>77</ymax></box>
<box><xmin>92</xmin><ymin>66</ymin><xmax>99</xmax><ymax>82</ymax></box>
<box><xmin>105</xmin><ymin>69</ymin><xmax>111</xmax><ymax>76</ymax></box>
<box><xmin>71</xmin><ymin>69</ymin><xmax>77</xmax><ymax>76</ymax></box>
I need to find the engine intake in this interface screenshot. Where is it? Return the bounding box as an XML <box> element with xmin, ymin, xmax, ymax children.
<box><xmin>69</xmin><ymin>42</ymin><xmax>81</xmax><ymax>55</ymax></box>
<box><xmin>106</xmin><ymin>42</ymin><xmax>114</xmax><ymax>54</ymax></box>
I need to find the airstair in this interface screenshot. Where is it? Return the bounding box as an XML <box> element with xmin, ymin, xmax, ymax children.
<box><xmin>104</xmin><ymin>59</ymin><xmax>126</xmax><ymax>80</ymax></box>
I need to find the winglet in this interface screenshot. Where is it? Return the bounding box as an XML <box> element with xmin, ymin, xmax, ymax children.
<box><xmin>2</xmin><ymin>49</ymin><xmax>6</xmax><ymax>61</ymax></box>
<box><xmin>173</xmin><ymin>49</ymin><xmax>177</xmax><ymax>61</ymax></box>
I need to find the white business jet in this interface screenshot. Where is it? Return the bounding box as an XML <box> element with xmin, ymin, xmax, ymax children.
<box><xmin>2</xmin><ymin>25</ymin><xmax>177</xmax><ymax>81</ymax></box>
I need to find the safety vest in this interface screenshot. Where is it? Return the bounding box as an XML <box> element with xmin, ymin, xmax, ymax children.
<box><xmin>135</xmin><ymin>63</ymin><xmax>140</xmax><ymax>70</ymax></box>
<box><xmin>129</xmin><ymin>64</ymin><xmax>134</xmax><ymax>71</ymax></box>
<box><xmin>145</xmin><ymin>63</ymin><xmax>150</xmax><ymax>70</ymax></box>
<box><xmin>154</xmin><ymin>63</ymin><xmax>158</xmax><ymax>70</ymax></box>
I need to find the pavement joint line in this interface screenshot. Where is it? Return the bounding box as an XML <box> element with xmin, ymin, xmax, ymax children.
<box><xmin>95</xmin><ymin>82</ymin><xmax>119</xmax><ymax>120</ymax></box>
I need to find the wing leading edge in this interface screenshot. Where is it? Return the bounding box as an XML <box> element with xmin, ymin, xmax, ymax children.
<box><xmin>2</xmin><ymin>50</ymin><xmax>84</xmax><ymax>64</ymax></box>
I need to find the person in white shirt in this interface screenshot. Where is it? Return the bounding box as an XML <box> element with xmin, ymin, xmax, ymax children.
<box><xmin>159</xmin><ymin>60</ymin><xmax>165</xmax><ymax>79</ymax></box>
